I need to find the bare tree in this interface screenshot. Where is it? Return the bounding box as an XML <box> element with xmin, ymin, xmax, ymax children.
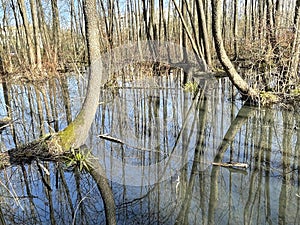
<box><xmin>294</xmin><ymin>0</ymin><xmax>300</xmax><ymax>30</ymax></box>
<box><xmin>51</xmin><ymin>0</ymin><xmax>60</xmax><ymax>64</ymax></box>
<box><xmin>211</xmin><ymin>0</ymin><xmax>259</xmax><ymax>100</ymax></box>
<box><xmin>233</xmin><ymin>0</ymin><xmax>238</xmax><ymax>59</ymax></box>
<box><xmin>17</xmin><ymin>0</ymin><xmax>35</xmax><ymax>66</ymax></box>
<box><xmin>29</xmin><ymin>0</ymin><xmax>42</xmax><ymax>69</ymax></box>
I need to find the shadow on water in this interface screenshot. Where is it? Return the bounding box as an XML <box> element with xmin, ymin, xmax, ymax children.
<box><xmin>0</xmin><ymin>70</ymin><xmax>300</xmax><ymax>224</ymax></box>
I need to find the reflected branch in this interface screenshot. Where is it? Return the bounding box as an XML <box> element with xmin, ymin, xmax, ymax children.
<box><xmin>208</xmin><ymin>104</ymin><xmax>256</xmax><ymax>224</ymax></box>
<box><xmin>213</xmin><ymin>104</ymin><xmax>256</xmax><ymax>163</ymax></box>
<box><xmin>86</xmin><ymin>149</ymin><xmax>116</xmax><ymax>225</ymax></box>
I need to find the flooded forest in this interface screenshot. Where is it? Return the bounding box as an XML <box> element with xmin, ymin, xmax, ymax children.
<box><xmin>0</xmin><ymin>0</ymin><xmax>300</xmax><ymax>224</ymax></box>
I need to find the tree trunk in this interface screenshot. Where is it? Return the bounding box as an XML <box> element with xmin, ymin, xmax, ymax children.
<box><xmin>289</xmin><ymin>5</ymin><xmax>300</xmax><ymax>81</ymax></box>
<box><xmin>58</xmin><ymin>0</ymin><xmax>102</xmax><ymax>150</ymax></box>
<box><xmin>17</xmin><ymin>0</ymin><xmax>35</xmax><ymax>66</ymax></box>
<box><xmin>294</xmin><ymin>0</ymin><xmax>300</xmax><ymax>31</ymax></box>
<box><xmin>181</xmin><ymin>0</ymin><xmax>188</xmax><ymax>61</ymax></box>
<box><xmin>233</xmin><ymin>0</ymin><xmax>238</xmax><ymax>60</ymax></box>
<box><xmin>29</xmin><ymin>0</ymin><xmax>42</xmax><ymax>69</ymax></box>
<box><xmin>107</xmin><ymin>0</ymin><xmax>115</xmax><ymax>48</ymax></box>
<box><xmin>266</xmin><ymin>0</ymin><xmax>276</xmax><ymax>49</ymax></box>
<box><xmin>159</xmin><ymin>0</ymin><xmax>167</xmax><ymax>40</ymax></box>
<box><xmin>212</xmin><ymin>0</ymin><xmax>259</xmax><ymax>100</ymax></box>
<box><xmin>51</xmin><ymin>0</ymin><xmax>60</xmax><ymax>64</ymax></box>
<box><xmin>172</xmin><ymin>0</ymin><xmax>205</xmax><ymax>65</ymax></box>
<box><xmin>57</xmin><ymin>1</ymin><xmax>116</xmax><ymax>224</ymax></box>
<box><xmin>36</xmin><ymin>0</ymin><xmax>51</xmax><ymax>61</ymax></box>
<box><xmin>196</xmin><ymin>0</ymin><xmax>212</xmax><ymax>68</ymax></box>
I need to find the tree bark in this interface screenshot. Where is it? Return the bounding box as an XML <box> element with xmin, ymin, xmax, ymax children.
<box><xmin>17</xmin><ymin>0</ymin><xmax>35</xmax><ymax>66</ymax></box>
<box><xmin>60</xmin><ymin>1</ymin><xmax>116</xmax><ymax>224</ymax></box>
<box><xmin>29</xmin><ymin>0</ymin><xmax>42</xmax><ymax>69</ymax></box>
<box><xmin>294</xmin><ymin>0</ymin><xmax>300</xmax><ymax>31</ymax></box>
<box><xmin>181</xmin><ymin>0</ymin><xmax>188</xmax><ymax>61</ymax></box>
<box><xmin>211</xmin><ymin>0</ymin><xmax>259</xmax><ymax>100</ymax></box>
<box><xmin>172</xmin><ymin>0</ymin><xmax>205</xmax><ymax>65</ymax></box>
<box><xmin>196</xmin><ymin>0</ymin><xmax>212</xmax><ymax>67</ymax></box>
<box><xmin>233</xmin><ymin>0</ymin><xmax>238</xmax><ymax>59</ymax></box>
<box><xmin>36</xmin><ymin>0</ymin><xmax>51</xmax><ymax>61</ymax></box>
<box><xmin>51</xmin><ymin>0</ymin><xmax>60</xmax><ymax>64</ymax></box>
<box><xmin>57</xmin><ymin>0</ymin><xmax>103</xmax><ymax>150</ymax></box>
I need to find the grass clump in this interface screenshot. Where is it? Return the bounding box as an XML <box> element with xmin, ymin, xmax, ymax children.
<box><xmin>260</xmin><ymin>91</ymin><xmax>279</xmax><ymax>106</ymax></box>
<box><xmin>64</xmin><ymin>148</ymin><xmax>95</xmax><ymax>171</ymax></box>
<box><xmin>184</xmin><ymin>81</ymin><xmax>198</xmax><ymax>93</ymax></box>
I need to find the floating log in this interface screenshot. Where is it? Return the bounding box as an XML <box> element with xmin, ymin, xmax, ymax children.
<box><xmin>212</xmin><ymin>162</ymin><xmax>249</xmax><ymax>169</ymax></box>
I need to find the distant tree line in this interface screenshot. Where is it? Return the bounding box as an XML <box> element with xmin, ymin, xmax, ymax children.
<box><xmin>0</xmin><ymin>0</ymin><xmax>299</xmax><ymax>94</ymax></box>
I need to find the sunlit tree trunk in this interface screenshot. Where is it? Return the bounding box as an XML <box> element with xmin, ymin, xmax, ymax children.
<box><xmin>233</xmin><ymin>0</ymin><xmax>238</xmax><ymax>60</ymax></box>
<box><xmin>1</xmin><ymin>1</ymin><xmax>14</xmax><ymax>72</ymax></box>
<box><xmin>222</xmin><ymin>0</ymin><xmax>227</xmax><ymax>44</ymax></box>
<box><xmin>115</xmin><ymin>1</ymin><xmax>122</xmax><ymax>44</ymax></box>
<box><xmin>51</xmin><ymin>0</ymin><xmax>60</xmax><ymax>64</ymax></box>
<box><xmin>172</xmin><ymin>0</ymin><xmax>205</xmax><ymax>64</ymax></box>
<box><xmin>196</xmin><ymin>0</ymin><xmax>212</xmax><ymax>67</ymax></box>
<box><xmin>289</xmin><ymin>5</ymin><xmax>300</xmax><ymax>81</ymax></box>
<box><xmin>10</xmin><ymin>0</ymin><xmax>22</xmax><ymax>64</ymax></box>
<box><xmin>250</xmin><ymin>0</ymin><xmax>256</xmax><ymax>41</ymax></box>
<box><xmin>212</xmin><ymin>0</ymin><xmax>259</xmax><ymax>100</ymax></box>
<box><xmin>244</xmin><ymin>0</ymin><xmax>248</xmax><ymax>40</ymax></box>
<box><xmin>181</xmin><ymin>0</ymin><xmax>188</xmax><ymax>61</ymax></box>
<box><xmin>266</xmin><ymin>0</ymin><xmax>276</xmax><ymax>49</ymax></box>
<box><xmin>159</xmin><ymin>0</ymin><xmax>167</xmax><ymax>41</ymax></box>
<box><xmin>142</xmin><ymin>0</ymin><xmax>151</xmax><ymax>40</ymax></box>
<box><xmin>58</xmin><ymin>1</ymin><xmax>116</xmax><ymax>223</ymax></box>
<box><xmin>274</xmin><ymin>0</ymin><xmax>282</xmax><ymax>38</ymax></box>
<box><xmin>69</xmin><ymin>0</ymin><xmax>76</xmax><ymax>58</ymax></box>
<box><xmin>17</xmin><ymin>0</ymin><xmax>35</xmax><ymax>66</ymax></box>
<box><xmin>29</xmin><ymin>0</ymin><xmax>42</xmax><ymax>69</ymax></box>
<box><xmin>108</xmin><ymin>0</ymin><xmax>115</xmax><ymax>48</ymax></box>
<box><xmin>149</xmin><ymin>0</ymin><xmax>156</xmax><ymax>40</ymax></box>
<box><xmin>36</xmin><ymin>0</ymin><xmax>51</xmax><ymax>61</ymax></box>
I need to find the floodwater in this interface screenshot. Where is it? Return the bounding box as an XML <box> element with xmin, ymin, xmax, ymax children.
<box><xmin>0</xmin><ymin>70</ymin><xmax>299</xmax><ymax>224</ymax></box>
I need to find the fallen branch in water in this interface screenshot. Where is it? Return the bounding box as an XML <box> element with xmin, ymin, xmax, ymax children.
<box><xmin>98</xmin><ymin>134</ymin><xmax>125</xmax><ymax>144</ymax></box>
<box><xmin>98</xmin><ymin>134</ymin><xmax>167</xmax><ymax>155</ymax></box>
<box><xmin>212</xmin><ymin>162</ymin><xmax>249</xmax><ymax>169</ymax></box>
<box><xmin>0</xmin><ymin>117</ymin><xmax>12</xmax><ymax>131</ymax></box>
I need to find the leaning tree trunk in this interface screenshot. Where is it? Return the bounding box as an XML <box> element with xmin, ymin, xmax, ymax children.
<box><xmin>59</xmin><ymin>0</ymin><xmax>116</xmax><ymax>224</ymax></box>
<box><xmin>196</xmin><ymin>0</ymin><xmax>212</xmax><ymax>68</ymax></box>
<box><xmin>212</xmin><ymin>0</ymin><xmax>259</xmax><ymax>100</ymax></box>
<box><xmin>57</xmin><ymin>0</ymin><xmax>103</xmax><ymax>150</ymax></box>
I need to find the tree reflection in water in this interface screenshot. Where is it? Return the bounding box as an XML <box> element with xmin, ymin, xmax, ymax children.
<box><xmin>0</xmin><ymin>72</ymin><xmax>299</xmax><ymax>224</ymax></box>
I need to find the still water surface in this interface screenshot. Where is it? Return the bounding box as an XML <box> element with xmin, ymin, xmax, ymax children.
<box><xmin>0</xmin><ymin>71</ymin><xmax>299</xmax><ymax>224</ymax></box>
